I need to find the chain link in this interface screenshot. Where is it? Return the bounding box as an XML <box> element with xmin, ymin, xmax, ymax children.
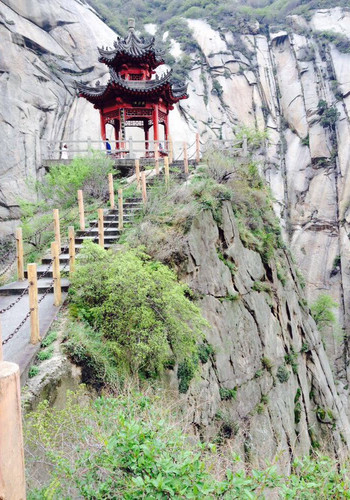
<box><xmin>2</xmin><ymin>309</ymin><xmax>32</xmax><ymax>345</ymax></box>
<box><xmin>0</xmin><ymin>255</ymin><xmax>16</xmax><ymax>277</ymax></box>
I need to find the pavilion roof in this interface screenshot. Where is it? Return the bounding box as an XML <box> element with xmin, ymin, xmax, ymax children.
<box><xmin>75</xmin><ymin>68</ymin><xmax>188</xmax><ymax>106</ymax></box>
<box><xmin>98</xmin><ymin>25</ymin><xmax>164</xmax><ymax>69</ymax></box>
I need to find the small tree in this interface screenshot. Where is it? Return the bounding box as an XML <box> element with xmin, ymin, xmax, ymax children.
<box><xmin>311</xmin><ymin>294</ymin><xmax>338</xmax><ymax>331</ymax></box>
<box><xmin>70</xmin><ymin>241</ymin><xmax>206</xmax><ymax>376</ymax></box>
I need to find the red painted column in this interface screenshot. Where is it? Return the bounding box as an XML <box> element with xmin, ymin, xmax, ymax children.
<box><xmin>144</xmin><ymin>125</ymin><xmax>149</xmax><ymax>156</ymax></box>
<box><xmin>164</xmin><ymin>114</ymin><xmax>169</xmax><ymax>143</ymax></box>
<box><xmin>152</xmin><ymin>105</ymin><xmax>159</xmax><ymax>156</ymax></box>
<box><xmin>100</xmin><ymin>111</ymin><xmax>106</xmax><ymax>141</ymax></box>
<box><xmin>114</xmin><ymin>122</ymin><xmax>120</xmax><ymax>150</ymax></box>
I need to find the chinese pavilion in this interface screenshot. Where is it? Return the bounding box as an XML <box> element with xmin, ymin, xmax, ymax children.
<box><xmin>75</xmin><ymin>18</ymin><xmax>188</xmax><ymax>155</ymax></box>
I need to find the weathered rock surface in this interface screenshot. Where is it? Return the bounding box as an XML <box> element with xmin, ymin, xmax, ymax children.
<box><xmin>179</xmin><ymin>202</ymin><xmax>350</xmax><ymax>470</ymax></box>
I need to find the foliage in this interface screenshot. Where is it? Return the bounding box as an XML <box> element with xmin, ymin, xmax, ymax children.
<box><xmin>25</xmin><ymin>388</ymin><xmax>350</xmax><ymax>499</ymax></box>
<box><xmin>212</xmin><ymin>78</ymin><xmax>223</xmax><ymax>97</ymax></box>
<box><xmin>41</xmin><ymin>331</ymin><xmax>57</xmax><ymax>348</ymax></box>
<box><xmin>277</xmin><ymin>365</ymin><xmax>290</xmax><ymax>383</ymax></box>
<box><xmin>69</xmin><ymin>241</ymin><xmax>206</xmax><ymax>377</ymax></box>
<box><xmin>261</xmin><ymin>356</ymin><xmax>273</xmax><ymax>372</ymax></box>
<box><xmin>317</xmin><ymin>100</ymin><xmax>340</xmax><ymax>130</ymax></box>
<box><xmin>235</xmin><ymin>125</ymin><xmax>269</xmax><ymax>150</ymax></box>
<box><xmin>198</xmin><ymin>342</ymin><xmax>215</xmax><ymax>363</ymax></box>
<box><xmin>311</xmin><ymin>294</ymin><xmax>338</xmax><ymax>331</ymax></box>
<box><xmin>177</xmin><ymin>357</ymin><xmax>197</xmax><ymax>393</ymax></box>
<box><xmin>285</xmin><ymin>347</ymin><xmax>298</xmax><ymax>375</ymax></box>
<box><xmin>37</xmin><ymin>347</ymin><xmax>54</xmax><ymax>361</ymax></box>
<box><xmin>252</xmin><ymin>280</ymin><xmax>272</xmax><ymax>294</ymax></box>
<box><xmin>28</xmin><ymin>366</ymin><xmax>39</xmax><ymax>378</ymax></box>
<box><xmin>219</xmin><ymin>387</ymin><xmax>237</xmax><ymax>401</ymax></box>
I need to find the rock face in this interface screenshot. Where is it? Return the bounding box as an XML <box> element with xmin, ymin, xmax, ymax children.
<box><xmin>2</xmin><ymin>0</ymin><xmax>350</xmax><ymax>462</ymax></box>
<box><xmin>0</xmin><ymin>0</ymin><xmax>115</xmax><ymax>231</ymax></box>
<box><xmin>179</xmin><ymin>201</ymin><xmax>350</xmax><ymax>470</ymax></box>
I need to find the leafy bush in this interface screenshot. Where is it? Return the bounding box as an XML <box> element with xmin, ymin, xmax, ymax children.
<box><xmin>28</xmin><ymin>366</ymin><xmax>39</xmax><ymax>378</ymax></box>
<box><xmin>69</xmin><ymin>241</ymin><xmax>206</xmax><ymax>376</ymax></box>
<box><xmin>25</xmin><ymin>388</ymin><xmax>350</xmax><ymax>499</ymax></box>
<box><xmin>311</xmin><ymin>294</ymin><xmax>338</xmax><ymax>331</ymax></box>
<box><xmin>277</xmin><ymin>365</ymin><xmax>290</xmax><ymax>383</ymax></box>
<box><xmin>41</xmin><ymin>331</ymin><xmax>57</xmax><ymax>348</ymax></box>
<box><xmin>219</xmin><ymin>387</ymin><xmax>237</xmax><ymax>401</ymax></box>
<box><xmin>317</xmin><ymin>100</ymin><xmax>340</xmax><ymax>130</ymax></box>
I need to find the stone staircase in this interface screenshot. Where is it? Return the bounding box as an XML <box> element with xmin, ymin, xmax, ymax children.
<box><xmin>0</xmin><ymin>196</ymin><xmax>143</xmax><ymax>296</ymax></box>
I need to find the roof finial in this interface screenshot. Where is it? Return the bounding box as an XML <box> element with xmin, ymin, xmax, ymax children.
<box><xmin>128</xmin><ymin>18</ymin><xmax>135</xmax><ymax>31</ymax></box>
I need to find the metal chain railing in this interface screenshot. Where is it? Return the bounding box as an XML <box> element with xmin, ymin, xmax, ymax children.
<box><xmin>2</xmin><ymin>309</ymin><xmax>32</xmax><ymax>346</ymax></box>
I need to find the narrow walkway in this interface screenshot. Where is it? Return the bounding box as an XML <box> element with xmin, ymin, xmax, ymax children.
<box><xmin>0</xmin><ymin>198</ymin><xmax>143</xmax><ymax>379</ymax></box>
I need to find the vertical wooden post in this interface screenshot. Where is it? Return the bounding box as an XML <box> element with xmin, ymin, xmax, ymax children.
<box><xmin>51</xmin><ymin>242</ymin><xmax>62</xmax><ymax>307</ymax></box>
<box><xmin>196</xmin><ymin>132</ymin><xmax>200</xmax><ymax>164</ymax></box>
<box><xmin>28</xmin><ymin>263</ymin><xmax>40</xmax><ymax>344</ymax></box>
<box><xmin>0</xmin><ymin>362</ymin><xmax>26</xmax><ymax>500</ymax></box>
<box><xmin>169</xmin><ymin>136</ymin><xmax>173</xmax><ymax>164</ymax></box>
<box><xmin>183</xmin><ymin>142</ymin><xmax>189</xmax><ymax>175</ymax></box>
<box><xmin>68</xmin><ymin>226</ymin><xmax>75</xmax><ymax>277</ymax></box>
<box><xmin>108</xmin><ymin>173</ymin><xmax>115</xmax><ymax>209</ymax></box>
<box><xmin>164</xmin><ymin>156</ymin><xmax>170</xmax><ymax>187</ymax></box>
<box><xmin>53</xmin><ymin>209</ymin><xmax>61</xmax><ymax>251</ymax></box>
<box><xmin>16</xmin><ymin>228</ymin><xmax>24</xmax><ymax>281</ymax></box>
<box><xmin>118</xmin><ymin>189</ymin><xmax>124</xmax><ymax>230</ymax></box>
<box><xmin>141</xmin><ymin>171</ymin><xmax>147</xmax><ymax>205</ymax></box>
<box><xmin>135</xmin><ymin>159</ymin><xmax>141</xmax><ymax>191</ymax></box>
<box><xmin>0</xmin><ymin>321</ymin><xmax>3</xmax><ymax>361</ymax></box>
<box><xmin>78</xmin><ymin>190</ymin><xmax>85</xmax><ymax>230</ymax></box>
<box><xmin>98</xmin><ymin>209</ymin><xmax>104</xmax><ymax>248</ymax></box>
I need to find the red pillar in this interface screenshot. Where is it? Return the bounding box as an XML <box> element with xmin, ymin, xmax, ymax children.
<box><xmin>114</xmin><ymin>121</ymin><xmax>120</xmax><ymax>150</ymax></box>
<box><xmin>152</xmin><ymin>105</ymin><xmax>159</xmax><ymax>156</ymax></box>
<box><xmin>164</xmin><ymin>114</ymin><xmax>169</xmax><ymax>148</ymax></box>
<box><xmin>100</xmin><ymin>111</ymin><xmax>106</xmax><ymax>141</ymax></box>
<box><xmin>144</xmin><ymin>124</ymin><xmax>149</xmax><ymax>156</ymax></box>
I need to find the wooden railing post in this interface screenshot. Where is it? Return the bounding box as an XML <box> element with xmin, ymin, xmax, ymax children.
<box><xmin>0</xmin><ymin>321</ymin><xmax>3</xmax><ymax>361</ymax></box>
<box><xmin>0</xmin><ymin>361</ymin><xmax>26</xmax><ymax>500</ymax></box>
<box><xmin>141</xmin><ymin>171</ymin><xmax>147</xmax><ymax>205</ymax></box>
<box><xmin>164</xmin><ymin>156</ymin><xmax>170</xmax><ymax>187</ymax></box>
<box><xmin>196</xmin><ymin>132</ymin><xmax>200</xmax><ymax>164</ymax></box>
<box><xmin>16</xmin><ymin>227</ymin><xmax>24</xmax><ymax>281</ymax></box>
<box><xmin>169</xmin><ymin>136</ymin><xmax>173</xmax><ymax>164</ymax></box>
<box><xmin>78</xmin><ymin>190</ymin><xmax>85</xmax><ymax>230</ymax></box>
<box><xmin>118</xmin><ymin>189</ymin><xmax>124</xmax><ymax>230</ymax></box>
<box><xmin>68</xmin><ymin>226</ymin><xmax>75</xmax><ymax>277</ymax></box>
<box><xmin>98</xmin><ymin>209</ymin><xmax>104</xmax><ymax>248</ymax></box>
<box><xmin>28</xmin><ymin>263</ymin><xmax>40</xmax><ymax>344</ymax></box>
<box><xmin>53</xmin><ymin>208</ymin><xmax>61</xmax><ymax>251</ymax></box>
<box><xmin>183</xmin><ymin>142</ymin><xmax>189</xmax><ymax>175</ymax></box>
<box><xmin>135</xmin><ymin>159</ymin><xmax>141</xmax><ymax>191</ymax></box>
<box><xmin>108</xmin><ymin>173</ymin><xmax>115</xmax><ymax>209</ymax></box>
<box><xmin>51</xmin><ymin>241</ymin><xmax>62</xmax><ymax>307</ymax></box>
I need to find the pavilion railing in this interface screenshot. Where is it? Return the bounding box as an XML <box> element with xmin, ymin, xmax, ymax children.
<box><xmin>40</xmin><ymin>136</ymin><xmax>247</xmax><ymax>163</ymax></box>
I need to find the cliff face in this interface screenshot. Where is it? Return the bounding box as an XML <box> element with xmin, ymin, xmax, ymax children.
<box><xmin>176</xmin><ymin>201</ymin><xmax>350</xmax><ymax>470</ymax></box>
<box><xmin>0</xmin><ymin>0</ymin><xmax>115</xmax><ymax>232</ymax></box>
<box><xmin>2</xmin><ymin>0</ymin><xmax>350</xmax><ymax>462</ymax></box>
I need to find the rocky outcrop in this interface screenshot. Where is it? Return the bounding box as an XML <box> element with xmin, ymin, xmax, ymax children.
<box><xmin>0</xmin><ymin>0</ymin><xmax>115</xmax><ymax>232</ymax></box>
<box><xmin>178</xmin><ymin>202</ymin><xmax>350</xmax><ymax>470</ymax></box>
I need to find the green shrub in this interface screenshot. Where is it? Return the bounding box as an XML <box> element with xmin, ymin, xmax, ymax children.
<box><xmin>197</xmin><ymin>343</ymin><xmax>215</xmax><ymax>364</ymax></box>
<box><xmin>285</xmin><ymin>347</ymin><xmax>298</xmax><ymax>374</ymax></box>
<box><xmin>261</xmin><ymin>356</ymin><xmax>273</xmax><ymax>372</ymax></box>
<box><xmin>277</xmin><ymin>365</ymin><xmax>290</xmax><ymax>383</ymax></box>
<box><xmin>37</xmin><ymin>347</ymin><xmax>54</xmax><ymax>361</ymax></box>
<box><xmin>41</xmin><ymin>331</ymin><xmax>57</xmax><ymax>348</ymax></box>
<box><xmin>252</xmin><ymin>280</ymin><xmax>272</xmax><ymax>294</ymax></box>
<box><xmin>24</xmin><ymin>389</ymin><xmax>350</xmax><ymax>498</ymax></box>
<box><xmin>70</xmin><ymin>242</ymin><xmax>206</xmax><ymax>377</ymax></box>
<box><xmin>219</xmin><ymin>387</ymin><xmax>237</xmax><ymax>401</ymax></box>
<box><xmin>28</xmin><ymin>366</ymin><xmax>39</xmax><ymax>378</ymax></box>
<box><xmin>311</xmin><ymin>294</ymin><xmax>338</xmax><ymax>331</ymax></box>
<box><xmin>178</xmin><ymin>357</ymin><xmax>197</xmax><ymax>394</ymax></box>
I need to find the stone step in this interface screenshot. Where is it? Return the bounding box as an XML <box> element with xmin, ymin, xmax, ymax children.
<box><xmin>74</xmin><ymin>235</ymin><xmax>120</xmax><ymax>245</ymax></box>
<box><xmin>76</xmin><ymin>227</ymin><xmax>122</xmax><ymax>237</ymax></box>
<box><xmin>24</xmin><ymin>264</ymin><xmax>67</xmax><ymax>279</ymax></box>
<box><xmin>0</xmin><ymin>277</ymin><xmax>70</xmax><ymax>296</ymax></box>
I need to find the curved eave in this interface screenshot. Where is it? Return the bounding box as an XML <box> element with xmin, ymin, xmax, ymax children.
<box><xmin>98</xmin><ymin>49</ymin><xmax>164</xmax><ymax>69</ymax></box>
<box><xmin>77</xmin><ymin>83</ymin><xmax>188</xmax><ymax>106</ymax></box>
